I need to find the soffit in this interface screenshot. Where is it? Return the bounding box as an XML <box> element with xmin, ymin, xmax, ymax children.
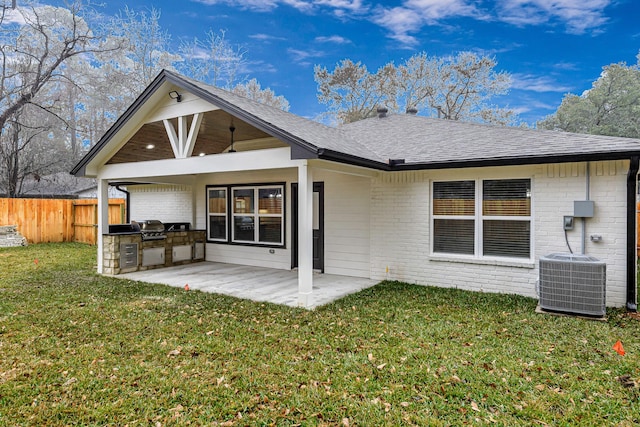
<box><xmin>106</xmin><ymin>109</ymin><xmax>274</xmax><ymax>164</ymax></box>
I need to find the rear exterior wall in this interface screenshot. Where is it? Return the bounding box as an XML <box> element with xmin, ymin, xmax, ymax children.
<box><xmin>193</xmin><ymin>167</ymin><xmax>371</xmax><ymax>278</ymax></box>
<box><xmin>369</xmin><ymin>161</ymin><xmax>630</xmax><ymax>307</ymax></box>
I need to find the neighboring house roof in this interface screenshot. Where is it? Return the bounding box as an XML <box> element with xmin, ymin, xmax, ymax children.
<box><xmin>72</xmin><ymin>70</ymin><xmax>640</xmax><ymax>176</ymax></box>
<box><xmin>17</xmin><ymin>172</ymin><xmax>125</xmax><ymax>198</ymax></box>
<box><xmin>18</xmin><ymin>172</ymin><xmax>98</xmax><ymax>198</ymax></box>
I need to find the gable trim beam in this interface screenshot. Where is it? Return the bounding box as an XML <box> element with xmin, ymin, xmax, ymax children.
<box><xmin>185</xmin><ymin>113</ymin><xmax>203</xmax><ymax>158</ymax></box>
<box><xmin>163</xmin><ymin>119</ymin><xmax>180</xmax><ymax>158</ymax></box>
<box><xmin>162</xmin><ymin>72</ymin><xmax>318</xmax><ymax>159</ymax></box>
<box><xmin>163</xmin><ymin>114</ymin><xmax>203</xmax><ymax>159</ymax></box>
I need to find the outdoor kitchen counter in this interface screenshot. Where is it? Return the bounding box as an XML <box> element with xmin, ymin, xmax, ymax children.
<box><xmin>102</xmin><ymin>230</ymin><xmax>206</xmax><ymax>275</ymax></box>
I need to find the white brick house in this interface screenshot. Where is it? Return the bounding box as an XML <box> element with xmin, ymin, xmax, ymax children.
<box><xmin>72</xmin><ymin>70</ymin><xmax>640</xmax><ymax>310</ymax></box>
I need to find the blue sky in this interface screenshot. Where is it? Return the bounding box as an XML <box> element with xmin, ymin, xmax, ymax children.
<box><xmin>63</xmin><ymin>1</ymin><xmax>640</xmax><ymax>124</ymax></box>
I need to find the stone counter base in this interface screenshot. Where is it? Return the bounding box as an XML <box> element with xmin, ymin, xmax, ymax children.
<box><xmin>103</xmin><ymin>230</ymin><xmax>205</xmax><ymax>275</ymax></box>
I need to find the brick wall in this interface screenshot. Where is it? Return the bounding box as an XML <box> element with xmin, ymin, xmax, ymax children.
<box><xmin>370</xmin><ymin>161</ymin><xmax>630</xmax><ymax>307</ymax></box>
<box><xmin>129</xmin><ymin>184</ymin><xmax>193</xmax><ymax>223</ymax></box>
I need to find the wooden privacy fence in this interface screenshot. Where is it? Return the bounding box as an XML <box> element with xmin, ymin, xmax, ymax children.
<box><xmin>0</xmin><ymin>198</ymin><xmax>125</xmax><ymax>245</ymax></box>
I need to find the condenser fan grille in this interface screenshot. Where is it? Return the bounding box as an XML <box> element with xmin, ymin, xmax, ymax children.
<box><xmin>538</xmin><ymin>253</ymin><xmax>606</xmax><ymax>317</ymax></box>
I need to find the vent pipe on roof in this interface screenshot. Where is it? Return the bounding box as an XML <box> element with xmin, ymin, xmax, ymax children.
<box><xmin>377</xmin><ymin>107</ymin><xmax>388</xmax><ymax>118</ymax></box>
<box><xmin>406</xmin><ymin>107</ymin><xmax>418</xmax><ymax>115</ymax></box>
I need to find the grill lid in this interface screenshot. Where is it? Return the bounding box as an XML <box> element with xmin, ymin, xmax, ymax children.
<box><xmin>132</xmin><ymin>220</ymin><xmax>165</xmax><ymax>232</ymax></box>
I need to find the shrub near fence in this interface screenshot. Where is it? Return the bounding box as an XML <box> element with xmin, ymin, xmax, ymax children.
<box><xmin>0</xmin><ymin>198</ymin><xmax>125</xmax><ymax>245</ymax></box>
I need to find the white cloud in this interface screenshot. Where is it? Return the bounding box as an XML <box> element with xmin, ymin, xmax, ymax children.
<box><xmin>496</xmin><ymin>0</ymin><xmax>610</xmax><ymax>34</ymax></box>
<box><xmin>192</xmin><ymin>0</ymin><xmax>366</xmax><ymax>14</ymax></box>
<box><xmin>192</xmin><ymin>0</ymin><xmax>280</xmax><ymax>12</ymax></box>
<box><xmin>287</xmin><ymin>48</ymin><xmax>326</xmax><ymax>65</ymax></box>
<box><xmin>315</xmin><ymin>35</ymin><xmax>351</xmax><ymax>44</ymax></box>
<box><xmin>315</xmin><ymin>0</ymin><xmax>367</xmax><ymax>12</ymax></box>
<box><xmin>249</xmin><ymin>33</ymin><xmax>287</xmax><ymax>41</ymax></box>
<box><xmin>372</xmin><ymin>0</ymin><xmax>485</xmax><ymax>46</ymax></box>
<box><xmin>511</xmin><ymin>73</ymin><xmax>573</xmax><ymax>92</ymax></box>
<box><xmin>372</xmin><ymin>6</ymin><xmax>423</xmax><ymax>45</ymax></box>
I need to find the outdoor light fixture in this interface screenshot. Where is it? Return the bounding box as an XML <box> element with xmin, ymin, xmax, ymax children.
<box><xmin>146</xmin><ymin>144</ymin><xmax>155</xmax><ymax>149</ymax></box>
<box><xmin>228</xmin><ymin>125</ymin><xmax>236</xmax><ymax>153</ymax></box>
<box><xmin>168</xmin><ymin>90</ymin><xmax>182</xmax><ymax>102</ymax></box>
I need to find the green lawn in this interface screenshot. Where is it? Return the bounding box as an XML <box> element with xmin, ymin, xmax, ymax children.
<box><xmin>1</xmin><ymin>243</ymin><xmax>638</xmax><ymax>426</ymax></box>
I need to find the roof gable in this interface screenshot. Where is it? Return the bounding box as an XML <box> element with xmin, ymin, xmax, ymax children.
<box><xmin>73</xmin><ymin>70</ymin><xmax>381</xmax><ymax>176</ymax></box>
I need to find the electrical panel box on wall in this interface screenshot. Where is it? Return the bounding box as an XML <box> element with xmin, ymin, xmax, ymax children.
<box><xmin>574</xmin><ymin>200</ymin><xmax>595</xmax><ymax>218</ymax></box>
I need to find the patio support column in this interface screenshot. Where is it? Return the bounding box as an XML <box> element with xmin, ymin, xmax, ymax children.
<box><xmin>96</xmin><ymin>178</ymin><xmax>109</xmax><ymax>274</ymax></box>
<box><xmin>298</xmin><ymin>161</ymin><xmax>314</xmax><ymax>307</ymax></box>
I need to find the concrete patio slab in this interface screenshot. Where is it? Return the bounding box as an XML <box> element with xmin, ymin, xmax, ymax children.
<box><xmin>116</xmin><ymin>261</ymin><xmax>378</xmax><ymax>309</ymax></box>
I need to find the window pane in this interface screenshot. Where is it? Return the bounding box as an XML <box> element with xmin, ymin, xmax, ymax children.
<box><xmin>209</xmin><ymin>216</ymin><xmax>226</xmax><ymax>240</ymax></box>
<box><xmin>259</xmin><ymin>217</ymin><xmax>282</xmax><ymax>243</ymax></box>
<box><xmin>483</xmin><ymin>220</ymin><xmax>530</xmax><ymax>258</ymax></box>
<box><xmin>258</xmin><ymin>188</ymin><xmax>282</xmax><ymax>214</ymax></box>
<box><xmin>208</xmin><ymin>189</ymin><xmax>226</xmax><ymax>214</ymax></box>
<box><xmin>234</xmin><ymin>216</ymin><xmax>254</xmax><ymax>241</ymax></box>
<box><xmin>483</xmin><ymin>179</ymin><xmax>531</xmax><ymax>216</ymax></box>
<box><xmin>233</xmin><ymin>189</ymin><xmax>254</xmax><ymax>214</ymax></box>
<box><xmin>433</xmin><ymin>181</ymin><xmax>475</xmax><ymax>215</ymax></box>
<box><xmin>433</xmin><ymin>219</ymin><xmax>475</xmax><ymax>255</ymax></box>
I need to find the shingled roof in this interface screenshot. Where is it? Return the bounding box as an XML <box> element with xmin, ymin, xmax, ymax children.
<box><xmin>340</xmin><ymin>113</ymin><xmax>640</xmax><ymax>169</ymax></box>
<box><xmin>72</xmin><ymin>70</ymin><xmax>640</xmax><ymax>176</ymax></box>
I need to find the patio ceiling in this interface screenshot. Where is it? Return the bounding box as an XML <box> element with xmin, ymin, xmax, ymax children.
<box><xmin>106</xmin><ymin>110</ymin><xmax>275</xmax><ymax>164</ymax></box>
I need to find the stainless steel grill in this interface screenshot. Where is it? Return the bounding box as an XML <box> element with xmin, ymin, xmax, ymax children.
<box><xmin>132</xmin><ymin>220</ymin><xmax>166</xmax><ymax>240</ymax></box>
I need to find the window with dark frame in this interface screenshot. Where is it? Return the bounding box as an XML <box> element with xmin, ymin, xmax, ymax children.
<box><xmin>432</xmin><ymin>178</ymin><xmax>531</xmax><ymax>259</ymax></box>
<box><xmin>206</xmin><ymin>184</ymin><xmax>284</xmax><ymax>246</ymax></box>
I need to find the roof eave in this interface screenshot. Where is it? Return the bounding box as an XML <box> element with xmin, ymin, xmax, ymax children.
<box><xmin>390</xmin><ymin>151</ymin><xmax>640</xmax><ymax>171</ymax></box>
<box><xmin>317</xmin><ymin>148</ymin><xmax>391</xmax><ymax>171</ymax></box>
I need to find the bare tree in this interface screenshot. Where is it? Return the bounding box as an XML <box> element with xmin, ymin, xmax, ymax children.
<box><xmin>314</xmin><ymin>59</ymin><xmax>397</xmax><ymax>124</ymax></box>
<box><xmin>232</xmin><ymin>78</ymin><xmax>290</xmax><ymax>111</ymax></box>
<box><xmin>0</xmin><ymin>1</ymin><xmax>118</xmax><ymax>196</ymax></box>
<box><xmin>315</xmin><ymin>52</ymin><xmax>515</xmax><ymax>125</ymax></box>
<box><xmin>177</xmin><ymin>29</ymin><xmax>246</xmax><ymax>89</ymax></box>
<box><xmin>102</xmin><ymin>6</ymin><xmax>180</xmax><ymax>94</ymax></box>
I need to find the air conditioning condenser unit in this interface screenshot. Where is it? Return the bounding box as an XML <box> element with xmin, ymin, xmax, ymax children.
<box><xmin>538</xmin><ymin>253</ymin><xmax>606</xmax><ymax>317</ymax></box>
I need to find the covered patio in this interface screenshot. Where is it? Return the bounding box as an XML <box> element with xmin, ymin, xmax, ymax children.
<box><xmin>117</xmin><ymin>262</ymin><xmax>378</xmax><ymax>309</ymax></box>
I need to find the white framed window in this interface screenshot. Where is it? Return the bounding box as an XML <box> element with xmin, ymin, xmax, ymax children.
<box><xmin>432</xmin><ymin>178</ymin><xmax>531</xmax><ymax>259</ymax></box>
<box><xmin>207</xmin><ymin>184</ymin><xmax>285</xmax><ymax>246</ymax></box>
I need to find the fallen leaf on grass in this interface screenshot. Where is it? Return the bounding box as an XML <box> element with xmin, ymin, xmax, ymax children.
<box><xmin>62</xmin><ymin>377</ymin><xmax>77</xmax><ymax>387</ymax></box>
<box><xmin>167</xmin><ymin>348</ymin><xmax>182</xmax><ymax>357</ymax></box>
<box><xmin>471</xmin><ymin>401</ymin><xmax>480</xmax><ymax>412</ymax></box>
<box><xmin>376</xmin><ymin>363</ymin><xmax>387</xmax><ymax>370</ymax></box>
<box><xmin>617</xmin><ymin>375</ymin><xmax>638</xmax><ymax>388</ymax></box>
